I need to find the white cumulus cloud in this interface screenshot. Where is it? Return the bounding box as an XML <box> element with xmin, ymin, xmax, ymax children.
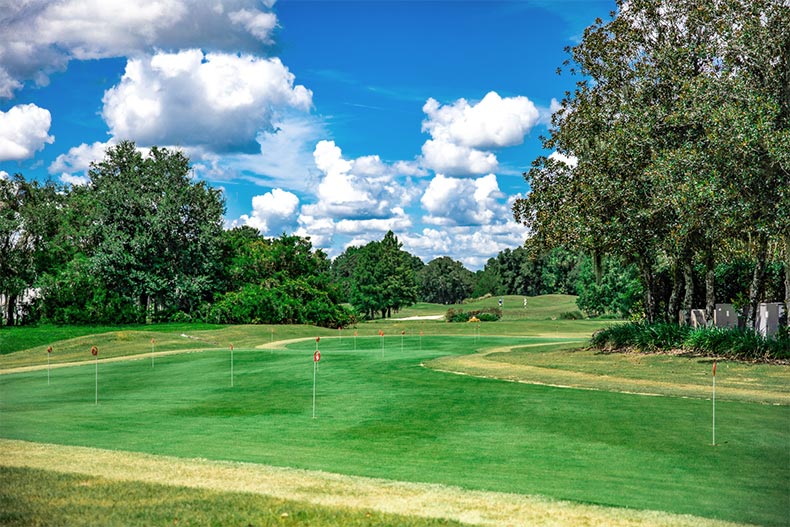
<box><xmin>420</xmin><ymin>173</ymin><xmax>507</xmax><ymax>227</ymax></box>
<box><xmin>420</xmin><ymin>91</ymin><xmax>540</xmax><ymax>175</ymax></box>
<box><xmin>0</xmin><ymin>104</ymin><xmax>54</xmax><ymax>161</ymax></box>
<box><xmin>101</xmin><ymin>49</ymin><xmax>312</xmax><ymax>153</ymax></box>
<box><xmin>239</xmin><ymin>188</ymin><xmax>300</xmax><ymax>235</ymax></box>
<box><xmin>548</xmin><ymin>150</ymin><xmax>578</xmax><ymax>168</ymax></box>
<box><xmin>49</xmin><ymin>140</ymin><xmax>114</xmax><ymax>176</ymax></box>
<box><xmin>0</xmin><ymin>0</ymin><xmax>280</xmax><ymax>99</ymax></box>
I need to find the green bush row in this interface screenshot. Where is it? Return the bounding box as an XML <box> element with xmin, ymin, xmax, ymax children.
<box><xmin>590</xmin><ymin>322</ymin><xmax>790</xmax><ymax>360</ymax></box>
<box><xmin>444</xmin><ymin>307</ymin><xmax>503</xmax><ymax>323</ymax></box>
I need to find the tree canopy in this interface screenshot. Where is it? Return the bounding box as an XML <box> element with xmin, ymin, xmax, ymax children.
<box><xmin>513</xmin><ymin>0</ymin><xmax>789</xmax><ymax>326</ymax></box>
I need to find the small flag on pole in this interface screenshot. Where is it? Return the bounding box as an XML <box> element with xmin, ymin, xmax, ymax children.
<box><xmin>230</xmin><ymin>343</ymin><xmax>234</xmax><ymax>387</ymax></box>
<box><xmin>151</xmin><ymin>338</ymin><xmax>155</xmax><ymax>368</ymax></box>
<box><xmin>91</xmin><ymin>346</ymin><xmax>99</xmax><ymax>404</ymax></box>
<box><xmin>47</xmin><ymin>346</ymin><xmax>52</xmax><ymax>385</ymax></box>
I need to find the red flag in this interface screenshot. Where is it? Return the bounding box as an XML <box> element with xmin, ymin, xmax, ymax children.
<box><xmin>712</xmin><ymin>361</ymin><xmax>716</xmax><ymax>376</ymax></box>
<box><xmin>316</xmin><ymin>336</ymin><xmax>320</xmax><ymax>342</ymax></box>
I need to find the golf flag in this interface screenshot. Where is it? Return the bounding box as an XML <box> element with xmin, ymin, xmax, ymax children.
<box><xmin>712</xmin><ymin>360</ymin><xmax>717</xmax><ymax>445</ymax></box>
<box><xmin>713</xmin><ymin>361</ymin><xmax>717</xmax><ymax>376</ymax></box>
<box><xmin>91</xmin><ymin>346</ymin><xmax>99</xmax><ymax>404</ymax></box>
<box><xmin>47</xmin><ymin>346</ymin><xmax>52</xmax><ymax>385</ymax></box>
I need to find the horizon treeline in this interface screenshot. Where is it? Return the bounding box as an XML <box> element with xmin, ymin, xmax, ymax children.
<box><xmin>1</xmin><ymin>141</ymin><xmax>785</xmax><ymax>327</ymax></box>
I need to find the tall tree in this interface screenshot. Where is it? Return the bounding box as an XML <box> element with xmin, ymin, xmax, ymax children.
<box><xmin>514</xmin><ymin>0</ymin><xmax>789</xmax><ymax>325</ymax></box>
<box><xmin>87</xmin><ymin>141</ymin><xmax>225</xmax><ymax>321</ymax></box>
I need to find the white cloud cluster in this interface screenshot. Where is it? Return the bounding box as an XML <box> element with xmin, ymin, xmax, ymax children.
<box><xmin>240</xmin><ymin>188</ymin><xmax>300</xmax><ymax>235</ymax></box>
<box><xmin>401</xmin><ymin>222</ymin><xmax>530</xmax><ymax>270</ymax></box>
<box><xmin>420</xmin><ymin>91</ymin><xmax>540</xmax><ymax>175</ymax></box>
<box><xmin>49</xmin><ymin>140</ymin><xmax>113</xmax><ymax>176</ymax></box>
<box><xmin>0</xmin><ymin>0</ymin><xmax>280</xmax><ymax>99</ymax></box>
<box><xmin>548</xmin><ymin>150</ymin><xmax>578</xmax><ymax>168</ymax></box>
<box><xmin>421</xmin><ymin>173</ymin><xmax>507</xmax><ymax>227</ymax></box>
<box><xmin>0</xmin><ymin>104</ymin><xmax>54</xmax><ymax>161</ymax></box>
<box><xmin>303</xmin><ymin>140</ymin><xmax>418</xmax><ymax>221</ymax></box>
<box><xmin>101</xmin><ymin>49</ymin><xmax>312</xmax><ymax>153</ymax></box>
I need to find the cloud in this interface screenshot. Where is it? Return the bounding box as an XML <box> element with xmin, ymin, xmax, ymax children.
<box><xmin>548</xmin><ymin>150</ymin><xmax>578</xmax><ymax>168</ymax></box>
<box><xmin>420</xmin><ymin>91</ymin><xmax>540</xmax><ymax>175</ymax></box>
<box><xmin>420</xmin><ymin>173</ymin><xmax>507</xmax><ymax>227</ymax></box>
<box><xmin>0</xmin><ymin>104</ymin><xmax>54</xmax><ymax>161</ymax></box>
<box><xmin>49</xmin><ymin>140</ymin><xmax>113</xmax><ymax>176</ymax></box>
<box><xmin>239</xmin><ymin>188</ymin><xmax>300</xmax><ymax>235</ymax></box>
<box><xmin>0</xmin><ymin>170</ymin><xmax>8</xmax><ymax>180</ymax></box>
<box><xmin>101</xmin><ymin>49</ymin><xmax>312</xmax><ymax>153</ymax></box>
<box><xmin>303</xmin><ymin>140</ymin><xmax>418</xmax><ymax>221</ymax></box>
<box><xmin>402</xmin><ymin>222</ymin><xmax>529</xmax><ymax>271</ymax></box>
<box><xmin>0</xmin><ymin>0</ymin><xmax>280</xmax><ymax>99</ymax></box>
<box><xmin>59</xmin><ymin>173</ymin><xmax>91</xmax><ymax>186</ymax></box>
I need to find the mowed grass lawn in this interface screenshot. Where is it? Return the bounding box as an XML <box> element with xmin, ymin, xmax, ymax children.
<box><xmin>1</xmin><ymin>331</ymin><xmax>788</xmax><ymax>527</ymax></box>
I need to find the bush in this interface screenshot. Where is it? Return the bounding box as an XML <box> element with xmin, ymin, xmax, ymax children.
<box><xmin>591</xmin><ymin>321</ymin><xmax>790</xmax><ymax>361</ymax></box>
<box><xmin>445</xmin><ymin>307</ymin><xmax>502</xmax><ymax>322</ymax></box>
<box><xmin>559</xmin><ymin>311</ymin><xmax>584</xmax><ymax>320</ymax></box>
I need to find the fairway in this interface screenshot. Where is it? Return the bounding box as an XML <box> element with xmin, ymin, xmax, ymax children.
<box><xmin>1</xmin><ymin>333</ymin><xmax>788</xmax><ymax>527</ymax></box>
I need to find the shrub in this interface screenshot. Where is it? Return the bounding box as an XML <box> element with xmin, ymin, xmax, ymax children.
<box><xmin>445</xmin><ymin>307</ymin><xmax>502</xmax><ymax>322</ymax></box>
<box><xmin>559</xmin><ymin>311</ymin><xmax>584</xmax><ymax>320</ymax></box>
<box><xmin>592</xmin><ymin>322</ymin><xmax>790</xmax><ymax>361</ymax></box>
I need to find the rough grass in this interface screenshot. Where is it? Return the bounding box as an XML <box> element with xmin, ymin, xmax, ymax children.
<box><xmin>1</xmin><ymin>335</ymin><xmax>787</xmax><ymax>526</ymax></box>
<box><xmin>0</xmin><ymin>440</ymin><xmax>753</xmax><ymax>527</ymax></box>
<box><xmin>0</xmin><ymin>465</ymin><xmax>469</xmax><ymax>527</ymax></box>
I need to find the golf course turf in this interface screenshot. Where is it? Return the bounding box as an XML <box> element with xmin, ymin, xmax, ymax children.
<box><xmin>1</xmin><ymin>325</ymin><xmax>787</xmax><ymax>527</ymax></box>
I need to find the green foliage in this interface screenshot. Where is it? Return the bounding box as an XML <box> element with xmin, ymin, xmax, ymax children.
<box><xmin>559</xmin><ymin>311</ymin><xmax>584</xmax><ymax>320</ymax></box>
<box><xmin>444</xmin><ymin>307</ymin><xmax>502</xmax><ymax>322</ymax></box>
<box><xmin>345</xmin><ymin>231</ymin><xmax>420</xmax><ymax>319</ymax></box>
<box><xmin>418</xmin><ymin>257</ymin><xmax>474</xmax><ymax>304</ymax></box>
<box><xmin>575</xmin><ymin>255</ymin><xmax>643</xmax><ymax>319</ymax></box>
<box><xmin>592</xmin><ymin>322</ymin><xmax>789</xmax><ymax>360</ymax></box>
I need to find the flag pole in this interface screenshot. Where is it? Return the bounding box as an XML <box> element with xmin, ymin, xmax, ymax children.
<box><xmin>713</xmin><ymin>360</ymin><xmax>716</xmax><ymax>446</ymax></box>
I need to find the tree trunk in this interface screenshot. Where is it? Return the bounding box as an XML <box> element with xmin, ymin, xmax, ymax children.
<box><xmin>639</xmin><ymin>260</ymin><xmax>657</xmax><ymax>324</ymax></box>
<box><xmin>785</xmin><ymin>236</ymin><xmax>790</xmax><ymax>328</ymax></box>
<box><xmin>667</xmin><ymin>261</ymin><xmax>682</xmax><ymax>324</ymax></box>
<box><xmin>682</xmin><ymin>259</ymin><xmax>694</xmax><ymax>326</ymax></box>
<box><xmin>4</xmin><ymin>293</ymin><xmax>16</xmax><ymax>326</ymax></box>
<box><xmin>705</xmin><ymin>249</ymin><xmax>716</xmax><ymax>326</ymax></box>
<box><xmin>747</xmin><ymin>233</ymin><xmax>769</xmax><ymax>329</ymax></box>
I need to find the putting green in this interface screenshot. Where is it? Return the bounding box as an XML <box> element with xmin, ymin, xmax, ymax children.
<box><xmin>1</xmin><ymin>335</ymin><xmax>787</xmax><ymax>526</ymax></box>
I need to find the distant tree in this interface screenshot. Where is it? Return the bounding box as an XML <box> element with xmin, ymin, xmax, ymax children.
<box><xmin>0</xmin><ymin>174</ymin><xmax>62</xmax><ymax>325</ymax></box>
<box><xmin>348</xmin><ymin>231</ymin><xmax>419</xmax><ymax>319</ymax></box>
<box><xmin>419</xmin><ymin>257</ymin><xmax>474</xmax><ymax>304</ymax></box>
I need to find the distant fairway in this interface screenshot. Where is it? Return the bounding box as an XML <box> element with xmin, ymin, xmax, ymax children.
<box><xmin>1</xmin><ymin>323</ymin><xmax>787</xmax><ymax>526</ymax></box>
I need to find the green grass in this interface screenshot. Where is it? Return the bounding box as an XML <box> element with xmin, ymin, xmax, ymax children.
<box><xmin>1</xmin><ymin>334</ymin><xmax>787</xmax><ymax>526</ymax></box>
<box><xmin>0</xmin><ymin>466</ymin><xmax>468</xmax><ymax>527</ymax></box>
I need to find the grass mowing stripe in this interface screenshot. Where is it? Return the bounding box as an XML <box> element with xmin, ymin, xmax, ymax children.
<box><xmin>1</xmin><ymin>337</ymin><xmax>786</xmax><ymax>526</ymax></box>
<box><xmin>0</xmin><ymin>440</ymin><xmax>751</xmax><ymax>527</ymax></box>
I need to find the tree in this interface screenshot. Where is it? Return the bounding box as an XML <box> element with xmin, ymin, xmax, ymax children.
<box><xmin>514</xmin><ymin>0</ymin><xmax>789</xmax><ymax>325</ymax></box>
<box><xmin>347</xmin><ymin>231</ymin><xmax>419</xmax><ymax>319</ymax></box>
<box><xmin>85</xmin><ymin>141</ymin><xmax>225</xmax><ymax>321</ymax></box>
<box><xmin>419</xmin><ymin>257</ymin><xmax>474</xmax><ymax>304</ymax></box>
<box><xmin>0</xmin><ymin>174</ymin><xmax>62</xmax><ymax>325</ymax></box>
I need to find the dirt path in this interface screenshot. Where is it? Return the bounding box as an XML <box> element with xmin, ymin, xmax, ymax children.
<box><xmin>424</xmin><ymin>344</ymin><xmax>789</xmax><ymax>405</ymax></box>
<box><xmin>0</xmin><ymin>439</ymin><xmax>750</xmax><ymax>527</ymax></box>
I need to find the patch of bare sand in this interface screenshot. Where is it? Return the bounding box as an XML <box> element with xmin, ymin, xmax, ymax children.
<box><xmin>0</xmin><ymin>439</ymin><xmax>751</xmax><ymax>527</ymax></box>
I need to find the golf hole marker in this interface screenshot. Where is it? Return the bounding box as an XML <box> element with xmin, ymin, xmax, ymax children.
<box><xmin>312</xmin><ymin>348</ymin><xmax>321</xmax><ymax>418</ymax></box>
<box><xmin>47</xmin><ymin>346</ymin><xmax>52</xmax><ymax>385</ymax></box>
<box><xmin>91</xmin><ymin>346</ymin><xmax>99</xmax><ymax>404</ymax></box>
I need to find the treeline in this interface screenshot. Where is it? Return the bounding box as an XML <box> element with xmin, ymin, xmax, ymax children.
<box><xmin>2</xmin><ymin>142</ymin><xmax>784</xmax><ymax>327</ymax></box>
<box><xmin>1</xmin><ymin>142</ymin><xmax>352</xmax><ymax>327</ymax></box>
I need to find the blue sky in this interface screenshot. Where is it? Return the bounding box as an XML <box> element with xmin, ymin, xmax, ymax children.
<box><xmin>0</xmin><ymin>0</ymin><xmax>614</xmax><ymax>269</ymax></box>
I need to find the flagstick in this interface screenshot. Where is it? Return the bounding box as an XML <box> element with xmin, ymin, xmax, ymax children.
<box><xmin>713</xmin><ymin>361</ymin><xmax>716</xmax><ymax>446</ymax></box>
<box><xmin>312</xmin><ymin>358</ymin><xmax>317</xmax><ymax>419</ymax></box>
<box><xmin>47</xmin><ymin>353</ymin><xmax>50</xmax><ymax>385</ymax></box>
<box><xmin>151</xmin><ymin>339</ymin><xmax>155</xmax><ymax>368</ymax></box>
<box><xmin>230</xmin><ymin>344</ymin><xmax>234</xmax><ymax>388</ymax></box>
<box><xmin>95</xmin><ymin>355</ymin><xmax>98</xmax><ymax>405</ymax></box>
